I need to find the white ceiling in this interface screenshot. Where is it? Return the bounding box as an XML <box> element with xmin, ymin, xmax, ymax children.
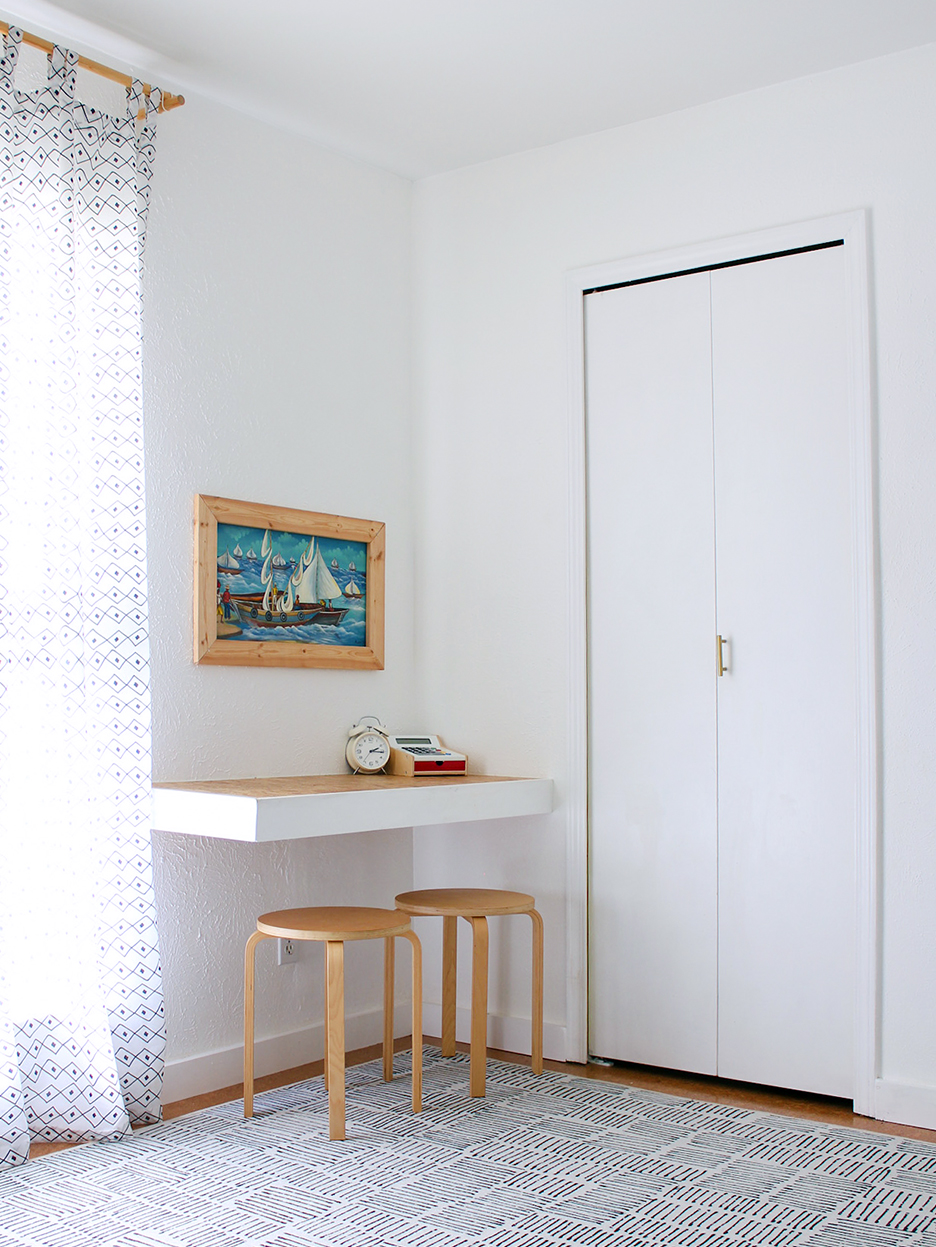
<box><xmin>3</xmin><ymin>0</ymin><xmax>936</xmax><ymax>178</ymax></box>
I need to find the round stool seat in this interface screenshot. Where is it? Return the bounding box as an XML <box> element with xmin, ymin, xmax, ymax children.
<box><xmin>258</xmin><ymin>906</ymin><xmax>412</xmax><ymax>941</ymax></box>
<box><xmin>395</xmin><ymin>889</ymin><xmax>535</xmax><ymax>917</ymax></box>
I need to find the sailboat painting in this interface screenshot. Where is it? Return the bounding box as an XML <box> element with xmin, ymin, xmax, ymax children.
<box><xmin>216</xmin><ymin>522</ymin><xmax>368</xmax><ymax>647</ymax></box>
<box><xmin>196</xmin><ymin>495</ymin><xmax>385</xmax><ymax>669</ymax></box>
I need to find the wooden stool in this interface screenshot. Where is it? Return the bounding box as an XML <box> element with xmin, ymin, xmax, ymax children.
<box><xmin>394</xmin><ymin>888</ymin><xmax>543</xmax><ymax>1098</ymax></box>
<box><xmin>244</xmin><ymin>907</ymin><xmax>422</xmax><ymax>1140</ymax></box>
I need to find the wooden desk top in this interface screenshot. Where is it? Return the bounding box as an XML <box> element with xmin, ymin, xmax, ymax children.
<box><xmin>153</xmin><ymin>773</ymin><xmax>522</xmax><ymax>798</ymax></box>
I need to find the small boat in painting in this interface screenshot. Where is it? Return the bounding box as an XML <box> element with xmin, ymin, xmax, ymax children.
<box><xmin>271</xmin><ymin>552</ymin><xmax>287</xmax><ymax>569</ymax></box>
<box><xmin>233</xmin><ymin>543</ymin><xmax>243</xmax><ymax>557</ymax></box>
<box><xmin>348</xmin><ymin>561</ymin><xmax>356</xmax><ymax>572</ymax></box>
<box><xmin>246</xmin><ymin>547</ymin><xmax>257</xmax><ymax>559</ymax></box>
<box><xmin>217</xmin><ymin>549</ymin><xmax>240</xmax><ymax>573</ymax></box>
<box><xmin>343</xmin><ymin>579</ymin><xmax>363</xmax><ymax>599</ymax></box>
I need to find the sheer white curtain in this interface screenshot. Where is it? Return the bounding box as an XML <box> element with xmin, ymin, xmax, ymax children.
<box><xmin>0</xmin><ymin>29</ymin><xmax>165</xmax><ymax>1167</ymax></box>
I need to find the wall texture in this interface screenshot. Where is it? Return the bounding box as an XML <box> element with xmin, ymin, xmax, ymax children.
<box><xmin>412</xmin><ymin>42</ymin><xmax>936</xmax><ymax>1126</ymax></box>
<box><xmin>141</xmin><ymin>95</ymin><xmax>416</xmax><ymax>1097</ymax></box>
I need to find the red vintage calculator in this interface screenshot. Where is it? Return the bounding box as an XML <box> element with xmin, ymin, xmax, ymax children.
<box><xmin>386</xmin><ymin>735</ymin><xmax>468</xmax><ymax>777</ymax></box>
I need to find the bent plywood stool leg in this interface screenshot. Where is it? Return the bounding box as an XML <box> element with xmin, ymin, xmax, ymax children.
<box><xmin>530</xmin><ymin>907</ymin><xmax>544</xmax><ymax>1076</ymax></box>
<box><xmin>244</xmin><ymin>929</ymin><xmax>269</xmax><ymax>1119</ymax></box>
<box><xmin>325</xmin><ymin>939</ymin><xmax>346</xmax><ymax>1140</ymax></box>
<box><xmin>322</xmin><ymin>966</ymin><xmax>329</xmax><ymax>1092</ymax></box>
<box><xmin>468</xmin><ymin>916</ymin><xmax>489</xmax><ymax>1097</ymax></box>
<box><xmin>441</xmin><ymin>915</ymin><xmax>458</xmax><ymax>1057</ymax></box>
<box><xmin>402</xmin><ymin>928</ymin><xmax>423</xmax><ymax>1112</ymax></box>
<box><xmin>383</xmin><ymin>936</ymin><xmax>395</xmax><ymax>1082</ymax></box>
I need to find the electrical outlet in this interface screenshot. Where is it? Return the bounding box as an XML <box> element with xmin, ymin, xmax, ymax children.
<box><xmin>277</xmin><ymin>937</ymin><xmax>300</xmax><ymax>966</ymax></box>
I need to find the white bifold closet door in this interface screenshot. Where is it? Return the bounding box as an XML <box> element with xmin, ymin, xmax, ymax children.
<box><xmin>587</xmin><ymin>243</ymin><xmax>856</xmax><ymax>1098</ymax></box>
<box><xmin>586</xmin><ymin>270</ymin><xmax>719</xmax><ymax>1076</ymax></box>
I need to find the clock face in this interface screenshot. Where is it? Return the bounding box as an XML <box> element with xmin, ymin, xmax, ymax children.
<box><xmin>351</xmin><ymin>731</ymin><xmax>390</xmax><ymax>771</ymax></box>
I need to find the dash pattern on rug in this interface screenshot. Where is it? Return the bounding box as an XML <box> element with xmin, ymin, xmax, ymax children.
<box><xmin>2</xmin><ymin>1049</ymin><xmax>936</xmax><ymax>1246</ymax></box>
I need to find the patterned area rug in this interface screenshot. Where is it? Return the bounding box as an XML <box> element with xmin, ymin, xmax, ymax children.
<box><xmin>2</xmin><ymin>1049</ymin><xmax>936</xmax><ymax>1246</ymax></box>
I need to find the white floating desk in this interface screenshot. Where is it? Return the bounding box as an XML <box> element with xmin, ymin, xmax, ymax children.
<box><xmin>152</xmin><ymin>774</ymin><xmax>554</xmax><ymax>843</ymax></box>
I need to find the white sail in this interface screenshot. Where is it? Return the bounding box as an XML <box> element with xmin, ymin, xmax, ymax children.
<box><xmin>261</xmin><ymin>545</ymin><xmax>273</xmax><ymax>612</ymax></box>
<box><xmin>272</xmin><ymin>552</ymin><xmax>286</xmax><ymax>568</ymax></box>
<box><xmin>296</xmin><ymin>554</ymin><xmax>319</xmax><ymax>604</ymax></box>
<box><xmin>233</xmin><ymin>544</ymin><xmax>243</xmax><ymax>557</ymax></box>
<box><xmin>259</xmin><ymin>530</ymin><xmax>274</xmax><ymax>610</ymax></box>
<box><xmin>315</xmin><ymin>550</ymin><xmax>342</xmax><ymax>601</ymax></box>
<box><xmin>348</xmin><ymin>561</ymin><xmax>356</xmax><ymax>572</ymax></box>
<box><xmin>297</xmin><ymin>545</ymin><xmax>342</xmax><ymax>603</ymax></box>
<box><xmin>218</xmin><ymin>549</ymin><xmax>239</xmax><ymax>570</ymax></box>
<box><xmin>291</xmin><ymin>539</ymin><xmax>313</xmax><ymax>603</ymax></box>
<box><xmin>246</xmin><ymin>548</ymin><xmax>256</xmax><ymax>559</ymax></box>
<box><xmin>344</xmin><ymin>580</ymin><xmax>362</xmax><ymax>597</ymax></box>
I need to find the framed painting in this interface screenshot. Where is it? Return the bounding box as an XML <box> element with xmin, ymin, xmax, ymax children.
<box><xmin>194</xmin><ymin>495</ymin><xmax>385</xmax><ymax>669</ymax></box>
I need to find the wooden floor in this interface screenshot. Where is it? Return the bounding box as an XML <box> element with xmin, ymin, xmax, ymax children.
<box><xmin>28</xmin><ymin>1037</ymin><xmax>936</xmax><ymax>1160</ymax></box>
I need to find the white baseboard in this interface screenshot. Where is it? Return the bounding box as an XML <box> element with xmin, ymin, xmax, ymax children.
<box><xmin>875</xmin><ymin>1078</ymin><xmax>936</xmax><ymax>1131</ymax></box>
<box><xmin>162</xmin><ymin>1004</ymin><xmax>569</xmax><ymax>1105</ymax></box>
<box><xmin>161</xmin><ymin>1003</ymin><xmax>412</xmax><ymax>1105</ymax></box>
<box><xmin>422</xmin><ymin>1003</ymin><xmax>567</xmax><ymax>1063</ymax></box>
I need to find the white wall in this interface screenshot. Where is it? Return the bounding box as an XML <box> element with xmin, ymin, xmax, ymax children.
<box><xmin>142</xmin><ymin>95</ymin><xmax>416</xmax><ymax>1098</ymax></box>
<box><xmin>413</xmin><ymin>42</ymin><xmax>936</xmax><ymax>1125</ymax></box>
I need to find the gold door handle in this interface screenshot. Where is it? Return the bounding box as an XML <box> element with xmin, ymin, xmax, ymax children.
<box><xmin>717</xmin><ymin>634</ymin><xmax>729</xmax><ymax>676</ymax></box>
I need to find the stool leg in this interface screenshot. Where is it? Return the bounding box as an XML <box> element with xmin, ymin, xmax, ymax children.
<box><xmin>383</xmin><ymin>936</ymin><xmax>395</xmax><ymax>1081</ymax></box>
<box><xmin>322</xmin><ymin>948</ymin><xmax>329</xmax><ymax>1091</ymax></box>
<box><xmin>530</xmin><ymin>908</ymin><xmax>544</xmax><ymax>1075</ymax></box>
<box><xmin>325</xmin><ymin>939</ymin><xmax>346</xmax><ymax>1141</ymax></box>
<box><xmin>243</xmin><ymin>931</ymin><xmax>267</xmax><ymax>1118</ymax></box>
<box><xmin>402</xmin><ymin>929</ymin><xmax>423</xmax><ymax>1113</ymax></box>
<box><xmin>468</xmin><ymin>916</ymin><xmax>488</xmax><ymax>1098</ymax></box>
<box><xmin>441</xmin><ymin>915</ymin><xmax>458</xmax><ymax>1057</ymax></box>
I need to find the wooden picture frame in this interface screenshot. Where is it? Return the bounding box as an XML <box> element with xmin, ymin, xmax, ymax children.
<box><xmin>194</xmin><ymin>495</ymin><xmax>385</xmax><ymax>669</ymax></box>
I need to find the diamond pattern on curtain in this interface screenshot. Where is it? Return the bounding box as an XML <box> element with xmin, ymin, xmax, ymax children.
<box><xmin>0</xmin><ymin>27</ymin><xmax>164</xmax><ymax>1168</ymax></box>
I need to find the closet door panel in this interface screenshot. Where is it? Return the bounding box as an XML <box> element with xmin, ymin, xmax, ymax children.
<box><xmin>712</xmin><ymin>247</ymin><xmax>856</xmax><ymax>1097</ymax></box>
<box><xmin>586</xmin><ymin>274</ymin><xmax>718</xmax><ymax>1073</ymax></box>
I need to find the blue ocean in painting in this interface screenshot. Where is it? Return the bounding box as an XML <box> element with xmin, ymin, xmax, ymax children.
<box><xmin>216</xmin><ymin>523</ymin><xmax>367</xmax><ymax>647</ymax></box>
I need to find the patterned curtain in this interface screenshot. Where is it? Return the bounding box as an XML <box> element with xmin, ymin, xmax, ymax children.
<box><xmin>0</xmin><ymin>29</ymin><xmax>164</xmax><ymax>1168</ymax></box>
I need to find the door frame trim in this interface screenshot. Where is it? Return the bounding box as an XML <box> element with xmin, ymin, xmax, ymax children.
<box><xmin>564</xmin><ymin>211</ymin><xmax>878</xmax><ymax>1115</ymax></box>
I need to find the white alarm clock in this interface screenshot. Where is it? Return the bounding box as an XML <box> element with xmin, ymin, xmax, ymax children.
<box><xmin>346</xmin><ymin>716</ymin><xmax>391</xmax><ymax>774</ymax></box>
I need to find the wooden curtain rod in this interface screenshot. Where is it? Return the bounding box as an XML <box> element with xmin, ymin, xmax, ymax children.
<box><xmin>0</xmin><ymin>20</ymin><xmax>184</xmax><ymax>115</ymax></box>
